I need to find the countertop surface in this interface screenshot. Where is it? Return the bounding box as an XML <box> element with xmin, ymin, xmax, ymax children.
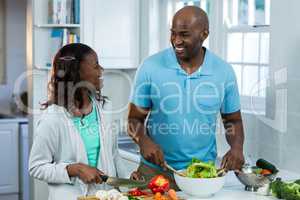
<box><xmin>177</xmin><ymin>185</ymin><xmax>277</xmax><ymax>200</ymax></box>
<box><xmin>0</xmin><ymin>117</ymin><xmax>28</xmax><ymax>123</ymax></box>
<box><xmin>176</xmin><ymin>168</ymin><xmax>299</xmax><ymax>200</ymax></box>
<box><xmin>119</xmin><ymin>149</ymin><xmax>300</xmax><ymax>199</ymax></box>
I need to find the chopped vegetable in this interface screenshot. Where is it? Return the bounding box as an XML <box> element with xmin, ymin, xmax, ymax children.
<box><xmin>260</xmin><ymin>169</ymin><xmax>272</xmax><ymax>175</ymax></box>
<box><xmin>167</xmin><ymin>189</ymin><xmax>178</xmax><ymax>200</ymax></box>
<box><xmin>252</xmin><ymin>167</ymin><xmax>263</xmax><ymax>175</ymax></box>
<box><xmin>295</xmin><ymin>180</ymin><xmax>300</xmax><ymax>185</ymax></box>
<box><xmin>127</xmin><ymin>196</ymin><xmax>140</xmax><ymax>200</ymax></box>
<box><xmin>256</xmin><ymin>158</ymin><xmax>279</xmax><ymax>174</ymax></box>
<box><xmin>270</xmin><ymin>178</ymin><xmax>285</xmax><ymax>198</ymax></box>
<box><xmin>154</xmin><ymin>192</ymin><xmax>162</xmax><ymax>200</ymax></box>
<box><xmin>186</xmin><ymin>158</ymin><xmax>217</xmax><ymax>178</ymax></box>
<box><xmin>128</xmin><ymin>188</ymin><xmax>148</xmax><ymax>196</ymax></box>
<box><xmin>95</xmin><ymin>189</ymin><xmax>129</xmax><ymax>200</ymax></box>
<box><xmin>270</xmin><ymin>177</ymin><xmax>300</xmax><ymax>200</ymax></box>
<box><xmin>148</xmin><ymin>175</ymin><xmax>170</xmax><ymax>194</ymax></box>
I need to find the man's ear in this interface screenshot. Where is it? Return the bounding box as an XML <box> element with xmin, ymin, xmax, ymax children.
<box><xmin>201</xmin><ymin>30</ymin><xmax>209</xmax><ymax>40</ymax></box>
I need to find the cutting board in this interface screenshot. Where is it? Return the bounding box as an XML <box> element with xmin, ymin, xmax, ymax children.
<box><xmin>77</xmin><ymin>194</ymin><xmax>184</xmax><ymax>200</ymax></box>
<box><xmin>77</xmin><ymin>196</ymin><xmax>99</xmax><ymax>200</ymax></box>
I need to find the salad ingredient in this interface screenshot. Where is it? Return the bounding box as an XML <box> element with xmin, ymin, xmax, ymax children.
<box><xmin>270</xmin><ymin>177</ymin><xmax>300</xmax><ymax>200</ymax></box>
<box><xmin>95</xmin><ymin>189</ymin><xmax>128</xmax><ymax>200</ymax></box>
<box><xmin>186</xmin><ymin>158</ymin><xmax>217</xmax><ymax>178</ymax></box>
<box><xmin>256</xmin><ymin>159</ymin><xmax>278</xmax><ymax>174</ymax></box>
<box><xmin>148</xmin><ymin>175</ymin><xmax>170</xmax><ymax>194</ymax></box>
<box><xmin>128</xmin><ymin>188</ymin><xmax>148</xmax><ymax>196</ymax></box>
<box><xmin>167</xmin><ymin>189</ymin><xmax>178</xmax><ymax>200</ymax></box>
<box><xmin>260</xmin><ymin>169</ymin><xmax>272</xmax><ymax>175</ymax></box>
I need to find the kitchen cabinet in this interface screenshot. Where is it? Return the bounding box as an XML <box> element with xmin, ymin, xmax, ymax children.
<box><xmin>0</xmin><ymin>122</ymin><xmax>19</xmax><ymax>200</ymax></box>
<box><xmin>83</xmin><ymin>0</ymin><xmax>139</xmax><ymax>69</ymax></box>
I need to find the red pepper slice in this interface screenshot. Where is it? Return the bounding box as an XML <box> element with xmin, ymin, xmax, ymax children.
<box><xmin>128</xmin><ymin>188</ymin><xmax>148</xmax><ymax>196</ymax></box>
<box><xmin>147</xmin><ymin>175</ymin><xmax>170</xmax><ymax>194</ymax></box>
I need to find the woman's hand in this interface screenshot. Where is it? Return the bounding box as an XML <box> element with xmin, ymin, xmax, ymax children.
<box><xmin>67</xmin><ymin>163</ymin><xmax>105</xmax><ymax>184</ymax></box>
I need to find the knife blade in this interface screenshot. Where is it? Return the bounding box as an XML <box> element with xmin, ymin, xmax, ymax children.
<box><xmin>100</xmin><ymin>175</ymin><xmax>147</xmax><ymax>188</ymax></box>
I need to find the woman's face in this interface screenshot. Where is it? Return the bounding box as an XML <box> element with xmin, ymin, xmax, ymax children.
<box><xmin>80</xmin><ymin>51</ymin><xmax>104</xmax><ymax>91</ymax></box>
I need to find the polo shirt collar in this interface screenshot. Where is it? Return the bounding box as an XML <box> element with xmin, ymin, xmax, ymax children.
<box><xmin>164</xmin><ymin>47</ymin><xmax>213</xmax><ymax>76</ymax></box>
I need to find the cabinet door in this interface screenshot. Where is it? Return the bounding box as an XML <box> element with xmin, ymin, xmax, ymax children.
<box><xmin>83</xmin><ymin>0</ymin><xmax>139</xmax><ymax>69</ymax></box>
<box><xmin>0</xmin><ymin>123</ymin><xmax>19</xmax><ymax>194</ymax></box>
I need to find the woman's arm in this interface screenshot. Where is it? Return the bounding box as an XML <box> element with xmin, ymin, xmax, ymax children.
<box><xmin>29</xmin><ymin>117</ymin><xmax>105</xmax><ymax>184</ymax></box>
<box><xmin>28</xmin><ymin>118</ymin><xmax>73</xmax><ymax>184</ymax></box>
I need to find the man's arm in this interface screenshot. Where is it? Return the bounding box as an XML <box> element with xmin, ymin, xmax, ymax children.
<box><xmin>220</xmin><ymin>110</ymin><xmax>245</xmax><ymax>171</ymax></box>
<box><xmin>127</xmin><ymin>103</ymin><xmax>166</xmax><ymax>168</ymax></box>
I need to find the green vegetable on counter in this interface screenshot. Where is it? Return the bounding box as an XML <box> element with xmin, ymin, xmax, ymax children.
<box><xmin>186</xmin><ymin>158</ymin><xmax>217</xmax><ymax>178</ymax></box>
<box><xmin>270</xmin><ymin>178</ymin><xmax>300</xmax><ymax>200</ymax></box>
<box><xmin>128</xmin><ymin>196</ymin><xmax>141</xmax><ymax>200</ymax></box>
<box><xmin>295</xmin><ymin>179</ymin><xmax>300</xmax><ymax>185</ymax></box>
<box><xmin>256</xmin><ymin>158</ymin><xmax>279</xmax><ymax>174</ymax></box>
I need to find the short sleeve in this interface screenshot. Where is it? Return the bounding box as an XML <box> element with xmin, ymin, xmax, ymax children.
<box><xmin>130</xmin><ymin>62</ymin><xmax>152</xmax><ymax>108</ymax></box>
<box><xmin>221</xmin><ymin>65</ymin><xmax>241</xmax><ymax>114</ymax></box>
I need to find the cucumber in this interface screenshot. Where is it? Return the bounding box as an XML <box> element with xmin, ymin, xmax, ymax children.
<box><xmin>256</xmin><ymin>159</ymin><xmax>279</xmax><ymax>174</ymax></box>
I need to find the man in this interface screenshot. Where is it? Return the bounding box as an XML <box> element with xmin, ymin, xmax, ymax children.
<box><xmin>128</xmin><ymin>6</ymin><xmax>245</xmax><ymax>188</ymax></box>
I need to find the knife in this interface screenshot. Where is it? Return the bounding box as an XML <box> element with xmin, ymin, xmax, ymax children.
<box><xmin>100</xmin><ymin>174</ymin><xmax>147</xmax><ymax>188</ymax></box>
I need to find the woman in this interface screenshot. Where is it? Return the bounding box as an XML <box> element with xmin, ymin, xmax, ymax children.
<box><xmin>29</xmin><ymin>43</ymin><xmax>129</xmax><ymax>199</ymax></box>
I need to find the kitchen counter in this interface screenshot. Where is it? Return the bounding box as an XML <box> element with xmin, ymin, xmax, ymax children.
<box><xmin>177</xmin><ymin>185</ymin><xmax>276</xmax><ymax>200</ymax></box>
<box><xmin>119</xmin><ymin>149</ymin><xmax>300</xmax><ymax>199</ymax></box>
<box><xmin>178</xmin><ymin>168</ymin><xmax>300</xmax><ymax>200</ymax></box>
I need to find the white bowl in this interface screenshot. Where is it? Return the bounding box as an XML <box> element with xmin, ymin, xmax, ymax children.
<box><xmin>174</xmin><ymin>170</ymin><xmax>225</xmax><ymax>198</ymax></box>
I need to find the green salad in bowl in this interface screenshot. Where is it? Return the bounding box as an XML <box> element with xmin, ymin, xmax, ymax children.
<box><xmin>186</xmin><ymin>158</ymin><xmax>218</xmax><ymax>178</ymax></box>
<box><xmin>174</xmin><ymin>158</ymin><xmax>225</xmax><ymax>198</ymax></box>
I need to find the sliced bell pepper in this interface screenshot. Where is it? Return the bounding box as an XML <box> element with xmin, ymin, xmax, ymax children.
<box><xmin>128</xmin><ymin>188</ymin><xmax>148</xmax><ymax>196</ymax></box>
<box><xmin>260</xmin><ymin>169</ymin><xmax>272</xmax><ymax>175</ymax></box>
<box><xmin>147</xmin><ymin>175</ymin><xmax>170</xmax><ymax>194</ymax></box>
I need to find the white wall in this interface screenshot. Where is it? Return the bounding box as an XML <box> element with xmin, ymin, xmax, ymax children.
<box><xmin>229</xmin><ymin>0</ymin><xmax>300</xmax><ymax>173</ymax></box>
<box><xmin>0</xmin><ymin>0</ymin><xmax>27</xmax><ymax>115</ymax></box>
<box><xmin>269</xmin><ymin>0</ymin><xmax>300</xmax><ymax>173</ymax></box>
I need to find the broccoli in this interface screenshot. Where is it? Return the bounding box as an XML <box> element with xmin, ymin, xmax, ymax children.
<box><xmin>271</xmin><ymin>178</ymin><xmax>285</xmax><ymax>199</ymax></box>
<box><xmin>294</xmin><ymin>179</ymin><xmax>300</xmax><ymax>185</ymax></box>
<box><xmin>271</xmin><ymin>178</ymin><xmax>300</xmax><ymax>200</ymax></box>
<box><xmin>281</xmin><ymin>183</ymin><xmax>300</xmax><ymax>200</ymax></box>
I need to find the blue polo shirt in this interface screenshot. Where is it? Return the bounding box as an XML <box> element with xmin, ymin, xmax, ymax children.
<box><xmin>130</xmin><ymin>47</ymin><xmax>240</xmax><ymax>170</ymax></box>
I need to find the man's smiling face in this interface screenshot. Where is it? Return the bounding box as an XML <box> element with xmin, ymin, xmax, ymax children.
<box><xmin>170</xmin><ymin>8</ymin><xmax>209</xmax><ymax>62</ymax></box>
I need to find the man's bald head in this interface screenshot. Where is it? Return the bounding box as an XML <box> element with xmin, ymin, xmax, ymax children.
<box><xmin>173</xmin><ymin>6</ymin><xmax>209</xmax><ymax>31</ymax></box>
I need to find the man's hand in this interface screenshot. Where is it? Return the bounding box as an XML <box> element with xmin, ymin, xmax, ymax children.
<box><xmin>139</xmin><ymin>136</ymin><xmax>166</xmax><ymax>169</ymax></box>
<box><xmin>221</xmin><ymin>147</ymin><xmax>244</xmax><ymax>171</ymax></box>
<box><xmin>130</xmin><ymin>171</ymin><xmax>145</xmax><ymax>181</ymax></box>
<box><xmin>221</xmin><ymin>111</ymin><xmax>245</xmax><ymax>171</ymax></box>
<box><xmin>67</xmin><ymin>163</ymin><xmax>105</xmax><ymax>184</ymax></box>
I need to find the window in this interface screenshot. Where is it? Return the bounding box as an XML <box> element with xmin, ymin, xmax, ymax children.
<box><xmin>0</xmin><ymin>0</ymin><xmax>5</xmax><ymax>84</ymax></box>
<box><xmin>223</xmin><ymin>0</ymin><xmax>270</xmax><ymax>112</ymax></box>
